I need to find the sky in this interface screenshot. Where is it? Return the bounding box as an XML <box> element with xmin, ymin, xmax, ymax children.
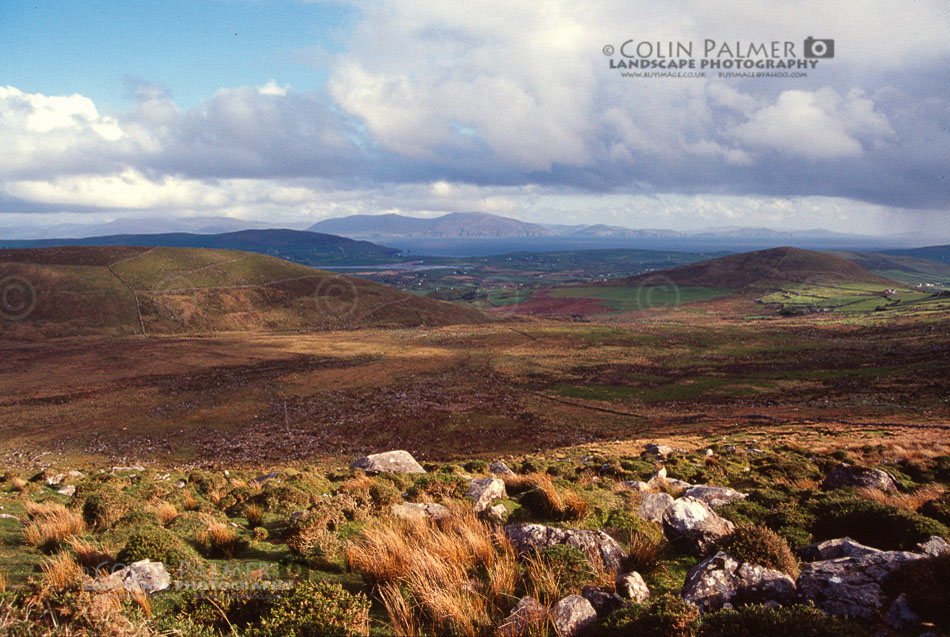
<box><xmin>0</xmin><ymin>0</ymin><xmax>948</xmax><ymax>240</ymax></box>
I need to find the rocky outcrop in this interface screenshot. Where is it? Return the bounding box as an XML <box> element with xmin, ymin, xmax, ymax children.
<box><xmin>497</xmin><ymin>596</ymin><xmax>547</xmax><ymax>637</ymax></box>
<box><xmin>581</xmin><ymin>586</ymin><xmax>624</xmax><ymax>617</ymax></box>
<box><xmin>390</xmin><ymin>502</ymin><xmax>451</xmax><ymax>522</ymax></box>
<box><xmin>662</xmin><ymin>497</ymin><xmax>735</xmax><ymax>555</ymax></box>
<box><xmin>466</xmin><ymin>478</ymin><xmax>506</xmax><ymax>512</ymax></box>
<box><xmin>622</xmin><ymin>480</ymin><xmax>650</xmax><ymax>492</ymax></box>
<box><xmin>883</xmin><ymin>593</ymin><xmax>921</xmax><ymax>630</ymax></box>
<box><xmin>797</xmin><ymin>537</ymin><xmax>881</xmax><ymax>562</ymax></box>
<box><xmin>551</xmin><ymin>595</ymin><xmax>597</xmax><ymax>637</ymax></box>
<box><xmin>91</xmin><ymin>559</ymin><xmax>170</xmax><ymax>594</ymax></box>
<box><xmin>57</xmin><ymin>485</ymin><xmax>76</xmax><ymax>497</ymax></box>
<box><xmin>684</xmin><ymin>485</ymin><xmax>747</xmax><ymax>508</ymax></box>
<box><xmin>616</xmin><ymin>571</ymin><xmax>650</xmax><ymax>602</ymax></box>
<box><xmin>917</xmin><ymin>535</ymin><xmax>950</xmax><ymax>557</ymax></box>
<box><xmin>486</xmin><ymin>503</ymin><xmax>509</xmax><ymax>524</ymax></box>
<box><xmin>822</xmin><ymin>463</ymin><xmax>898</xmax><ymax>492</ymax></box>
<box><xmin>504</xmin><ymin>524</ymin><xmax>626</xmax><ymax>571</ymax></box>
<box><xmin>638</xmin><ymin>492</ymin><xmax>674</xmax><ymax>523</ymax></box>
<box><xmin>797</xmin><ymin>550</ymin><xmax>926</xmax><ymax>619</ymax></box>
<box><xmin>644</xmin><ymin>444</ymin><xmax>674</xmax><ymax>457</ymax></box>
<box><xmin>350</xmin><ymin>450</ymin><xmax>426</xmax><ymax>474</ymax></box>
<box><xmin>681</xmin><ymin>551</ymin><xmax>796</xmax><ymax>612</ymax></box>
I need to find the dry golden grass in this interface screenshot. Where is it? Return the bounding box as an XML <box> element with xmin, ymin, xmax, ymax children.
<box><xmin>182</xmin><ymin>495</ymin><xmax>200</xmax><ymax>511</ymax></box>
<box><xmin>206</xmin><ymin>487</ymin><xmax>225</xmax><ymax>506</ymax></box>
<box><xmin>23</xmin><ymin>502</ymin><xmax>85</xmax><ymax>552</ymax></box>
<box><xmin>347</xmin><ymin>507</ymin><xmax>518</xmax><ymax>636</ymax></box>
<box><xmin>66</xmin><ymin>537</ymin><xmax>114</xmax><ymax>574</ymax></box>
<box><xmin>523</xmin><ymin>551</ymin><xmax>561</xmax><ymax>605</ymax></box>
<box><xmin>625</xmin><ymin>531</ymin><xmax>669</xmax><ymax>575</ymax></box>
<box><xmin>856</xmin><ymin>484</ymin><xmax>945</xmax><ymax>512</ymax></box>
<box><xmin>198</xmin><ymin>519</ymin><xmax>242</xmax><ymax>559</ymax></box>
<box><xmin>504</xmin><ymin>473</ymin><xmax>588</xmax><ymax>521</ymax></box>
<box><xmin>0</xmin><ymin>570</ymin><xmax>6</xmax><ymax>594</ymax></box>
<box><xmin>40</xmin><ymin>551</ymin><xmax>84</xmax><ymax>590</ymax></box>
<box><xmin>146</xmin><ymin>501</ymin><xmax>179</xmax><ymax>526</ymax></box>
<box><xmin>245</xmin><ymin>504</ymin><xmax>264</xmax><ymax>528</ymax></box>
<box><xmin>10</xmin><ymin>477</ymin><xmax>26</xmax><ymax>493</ymax></box>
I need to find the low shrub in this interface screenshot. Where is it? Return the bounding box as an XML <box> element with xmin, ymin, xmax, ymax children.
<box><xmin>463</xmin><ymin>460</ymin><xmax>488</xmax><ymax>473</ymax></box>
<box><xmin>809</xmin><ymin>496</ymin><xmax>948</xmax><ymax>550</ymax></box>
<box><xmin>118</xmin><ymin>525</ymin><xmax>199</xmax><ymax>570</ymax></box>
<box><xmin>920</xmin><ymin>491</ymin><xmax>950</xmax><ymax>526</ymax></box>
<box><xmin>717</xmin><ymin>524</ymin><xmax>799</xmax><ymax>576</ymax></box>
<box><xmin>252</xmin><ymin>484</ymin><xmax>310</xmax><ymax>514</ymax></box>
<box><xmin>697</xmin><ymin>604</ymin><xmax>869</xmax><ymax>636</ymax></box>
<box><xmin>603</xmin><ymin>594</ymin><xmax>699</xmax><ymax>637</ymax></box>
<box><xmin>884</xmin><ymin>553</ymin><xmax>950</xmax><ymax>632</ymax></box>
<box><xmin>252</xmin><ymin>580</ymin><xmax>371</xmax><ymax>637</ymax></box>
<box><xmin>73</xmin><ymin>484</ymin><xmax>130</xmax><ymax>530</ymax></box>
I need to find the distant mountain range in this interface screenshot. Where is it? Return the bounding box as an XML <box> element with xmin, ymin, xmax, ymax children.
<box><xmin>309</xmin><ymin>212</ymin><xmax>557</xmax><ymax>238</ymax></box>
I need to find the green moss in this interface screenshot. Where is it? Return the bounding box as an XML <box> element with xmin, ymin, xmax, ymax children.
<box><xmin>809</xmin><ymin>496</ymin><xmax>948</xmax><ymax>551</ymax></box>
<box><xmin>118</xmin><ymin>525</ymin><xmax>200</xmax><ymax>570</ymax></box>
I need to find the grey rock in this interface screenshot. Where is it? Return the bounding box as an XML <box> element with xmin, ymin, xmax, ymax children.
<box><xmin>797</xmin><ymin>537</ymin><xmax>882</xmax><ymax>562</ymax></box>
<box><xmin>110</xmin><ymin>465</ymin><xmax>145</xmax><ymax>474</ymax></box>
<box><xmin>684</xmin><ymin>485</ymin><xmax>747</xmax><ymax>508</ymax></box>
<box><xmin>644</xmin><ymin>444</ymin><xmax>674</xmax><ymax>456</ymax></box>
<box><xmin>466</xmin><ymin>478</ymin><xmax>506</xmax><ymax>512</ymax></box>
<box><xmin>91</xmin><ymin>559</ymin><xmax>170</xmax><ymax>594</ymax></box>
<box><xmin>662</xmin><ymin>497</ymin><xmax>735</xmax><ymax>555</ymax></box>
<box><xmin>681</xmin><ymin>551</ymin><xmax>796</xmax><ymax>612</ymax></box>
<box><xmin>504</xmin><ymin>524</ymin><xmax>627</xmax><ymax>571</ymax></box>
<box><xmin>551</xmin><ymin>595</ymin><xmax>597</xmax><ymax>637</ymax></box>
<box><xmin>250</xmin><ymin>471</ymin><xmax>280</xmax><ymax>485</ymax></box>
<box><xmin>884</xmin><ymin>593</ymin><xmax>921</xmax><ymax>630</ymax></box>
<box><xmin>350</xmin><ymin>450</ymin><xmax>426</xmax><ymax>474</ymax></box>
<box><xmin>703</xmin><ymin>449</ymin><xmax>715</xmax><ymax>457</ymax></box>
<box><xmin>489</xmin><ymin>461</ymin><xmax>515</xmax><ymax>476</ymax></box>
<box><xmin>822</xmin><ymin>463</ymin><xmax>898</xmax><ymax>492</ymax></box>
<box><xmin>0</xmin><ymin>513</ymin><xmax>22</xmax><ymax>525</ymax></box>
<box><xmin>497</xmin><ymin>596</ymin><xmax>547</xmax><ymax>637</ymax></box>
<box><xmin>290</xmin><ymin>510</ymin><xmax>307</xmax><ymax>522</ymax></box>
<box><xmin>57</xmin><ymin>485</ymin><xmax>76</xmax><ymax>497</ymax></box>
<box><xmin>638</xmin><ymin>492</ymin><xmax>674</xmax><ymax>523</ymax></box>
<box><xmin>581</xmin><ymin>586</ymin><xmax>624</xmax><ymax>617</ymax></box>
<box><xmin>486</xmin><ymin>503</ymin><xmax>509</xmax><ymax>524</ymax></box>
<box><xmin>666</xmin><ymin>478</ymin><xmax>693</xmax><ymax>491</ymax></box>
<box><xmin>617</xmin><ymin>571</ymin><xmax>650</xmax><ymax>602</ymax></box>
<box><xmin>797</xmin><ymin>550</ymin><xmax>926</xmax><ymax>619</ymax></box>
<box><xmin>917</xmin><ymin>535</ymin><xmax>950</xmax><ymax>557</ymax></box>
<box><xmin>622</xmin><ymin>480</ymin><xmax>650</xmax><ymax>492</ymax></box>
<box><xmin>45</xmin><ymin>473</ymin><xmax>65</xmax><ymax>486</ymax></box>
<box><xmin>391</xmin><ymin>502</ymin><xmax>451</xmax><ymax>522</ymax></box>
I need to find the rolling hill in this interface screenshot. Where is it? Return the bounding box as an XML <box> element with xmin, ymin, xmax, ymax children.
<box><xmin>0</xmin><ymin>229</ymin><xmax>401</xmax><ymax>266</ymax></box>
<box><xmin>308</xmin><ymin>212</ymin><xmax>556</xmax><ymax>238</ymax></box>
<box><xmin>879</xmin><ymin>244</ymin><xmax>950</xmax><ymax>264</ymax></box>
<box><xmin>0</xmin><ymin>246</ymin><xmax>489</xmax><ymax>338</ymax></box>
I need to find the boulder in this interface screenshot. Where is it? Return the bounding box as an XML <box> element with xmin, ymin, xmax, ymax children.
<box><xmin>821</xmin><ymin>463</ymin><xmax>898</xmax><ymax>492</ymax></box>
<box><xmin>110</xmin><ymin>465</ymin><xmax>145</xmax><ymax>474</ymax></box>
<box><xmin>350</xmin><ymin>450</ymin><xmax>426</xmax><ymax>474</ymax></box>
<box><xmin>497</xmin><ymin>596</ymin><xmax>547</xmax><ymax>637</ymax></box>
<box><xmin>638</xmin><ymin>492</ymin><xmax>674</xmax><ymax>523</ymax></box>
<box><xmin>644</xmin><ymin>444</ymin><xmax>674</xmax><ymax>456</ymax></box>
<box><xmin>616</xmin><ymin>571</ymin><xmax>650</xmax><ymax>602</ymax></box>
<box><xmin>917</xmin><ymin>535</ymin><xmax>950</xmax><ymax>557</ymax></box>
<box><xmin>581</xmin><ymin>586</ymin><xmax>624</xmax><ymax>617</ymax></box>
<box><xmin>504</xmin><ymin>524</ymin><xmax>626</xmax><ymax>572</ymax></box>
<box><xmin>884</xmin><ymin>593</ymin><xmax>921</xmax><ymax>630</ymax></box>
<box><xmin>684</xmin><ymin>485</ymin><xmax>747</xmax><ymax>508</ymax></box>
<box><xmin>797</xmin><ymin>550</ymin><xmax>926</xmax><ymax>619</ymax></box>
<box><xmin>622</xmin><ymin>480</ymin><xmax>650</xmax><ymax>493</ymax></box>
<box><xmin>797</xmin><ymin>537</ymin><xmax>881</xmax><ymax>562</ymax></box>
<box><xmin>91</xmin><ymin>559</ymin><xmax>170</xmax><ymax>594</ymax></box>
<box><xmin>490</xmin><ymin>461</ymin><xmax>515</xmax><ymax>476</ymax></box>
<box><xmin>250</xmin><ymin>471</ymin><xmax>280</xmax><ymax>485</ymax></box>
<box><xmin>466</xmin><ymin>478</ymin><xmax>506</xmax><ymax>512</ymax></box>
<box><xmin>486</xmin><ymin>503</ymin><xmax>509</xmax><ymax>524</ymax></box>
<box><xmin>45</xmin><ymin>473</ymin><xmax>65</xmax><ymax>487</ymax></box>
<box><xmin>57</xmin><ymin>485</ymin><xmax>76</xmax><ymax>497</ymax></box>
<box><xmin>391</xmin><ymin>502</ymin><xmax>451</xmax><ymax>522</ymax></box>
<box><xmin>666</xmin><ymin>478</ymin><xmax>693</xmax><ymax>491</ymax></box>
<box><xmin>681</xmin><ymin>551</ymin><xmax>796</xmax><ymax>612</ymax></box>
<box><xmin>662</xmin><ymin>497</ymin><xmax>735</xmax><ymax>555</ymax></box>
<box><xmin>551</xmin><ymin>595</ymin><xmax>597</xmax><ymax>637</ymax></box>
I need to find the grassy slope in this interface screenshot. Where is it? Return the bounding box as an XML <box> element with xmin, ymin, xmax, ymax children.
<box><xmin>0</xmin><ymin>246</ymin><xmax>489</xmax><ymax>338</ymax></box>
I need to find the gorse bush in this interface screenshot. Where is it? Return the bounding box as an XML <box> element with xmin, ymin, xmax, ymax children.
<box><xmin>603</xmin><ymin>594</ymin><xmax>700</xmax><ymax>637</ymax></box>
<box><xmin>809</xmin><ymin>496</ymin><xmax>948</xmax><ymax>550</ymax></box>
<box><xmin>717</xmin><ymin>524</ymin><xmax>799</xmax><ymax>576</ymax></box>
<box><xmin>118</xmin><ymin>525</ymin><xmax>198</xmax><ymax>570</ymax></box>
<box><xmin>251</xmin><ymin>580</ymin><xmax>371</xmax><ymax>637</ymax></box>
<box><xmin>697</xmin><ymin>604</ymin><xmax>869</xmax><ymax>637</ymax></box>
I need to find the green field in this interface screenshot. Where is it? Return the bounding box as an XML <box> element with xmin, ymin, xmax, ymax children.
<box><xmin>548</xmin><ymin>285</ymin><xmax>733</xmax><ymax>312</ymax></box>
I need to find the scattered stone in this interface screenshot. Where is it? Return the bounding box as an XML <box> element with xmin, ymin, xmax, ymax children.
<box><xmin>466</xmin><ymin>478</ymin><xmax>506</xmax><ymax>512</ymax></box>
<box><xmin>662</xmin><ymin>497</ymin><xmax>735</xmax><ymax>555</ymax></box>
<box><xmin>622</xmin><ymin>480</ymin><xmax>650</xmax><ymax>492</ymax></box>
<box><xmin>290</xmin><ymin>510</ymin><xmax>307</xmax><ymax>522</ymax></box>
<box><xmin>551</xmin><ymin>595</ymin><xmax>597</xmax><ymax>637</ymax></box>
<box><xmin>0</xmin><ymin>513</ymin><xmax>22</xmax><ymax>525</ymax></box>
<box><xmin>724</xmin><ymin>445</ymin><xmax>737</xmax><ymax>453</ymax></box>
<box><xmin>91</xmin><ymin>559</ymin><xmax>170</xmax><ymax>594</ymax></box>
<box><xmin>797</xmin><ymin>537</ymin><xmax>882</xmax><ymax>562</ymax></box>
<box><xmin>917</xmin><ymin>535</ymin><xmax>950</xmax><ymax>557</ymax></box>
<box><xmin>505</xmin><ymin>524</ymin><xmax>626</xmax><ymax>571</ymax></box>
<box><xmin>703</xmin><ymin>449</ymin><xmax>714</xmax><ymax>457</ymax></box>
<box><xmin>616</xmin><ymin>571</ymin><xmax>650</xmax><ymax>602</ymax></box>
<box><xmin>486</xmin><ymin>504</ymin><xmax>509</xmax><ymax>524</ymax></box>
<box><xmin>45</xmin><ymin>473</ymin><xmax>65</xmax><ymax>487</ymax></box>
<box><xmin>666</xmin><ymin>478</ymin><xmax>693</xmax><ymax>491</ymax></box>
<box><xmin>649</xmin><ymin>466</ymin><xmax>668</xmax><ymax>482</ymax></box>
<box><xmin>66</xmin><ymin>470</ymin><xmax>84</xmax><ymax>479</ymax></box>
<box><xmin>684</xmin><ymin>485</ymin><xmax>748</xmax><ymax>508</ymax></box>
<box><xmin>884</xmin><ymin>593</ymin><xmax>921</xmax><ymax>630</ymax></box>
<box><xmin>681</xmin><ymin>551</ymin><xmax>796</xmax><ymax>612</ymax></box>
<box><xmin>797</xmin><ymin>550</ymin><xmax>926</xmax><ymax>619</ymax></box>
<box><xmin>250</xmin><ymin>471</ymin><xmax>280</xmax><ymax>486</ymax></box>
<box><xmin>497</xmin><ymin>596</ymin><xmax>547</xmax><ymax>637</ymax></box>
<box><xmin>489</xmin><ymin>461</ymin><xmax>515</xmax><ymax>476</ymax></box>
<box><xmin>391</xmin><ymin>502</ymin><xmax>451</xmax><ymax>522</ymax></box>
<box><xmin>638</xmin><ymin>492</ymin><xmax>674</xmax><ymax>523</ymax></box>
<box><xmin>110</xmin><ymin>465</ymin><xmax>145</xmax><ymax>474</ymax></box>
<box><xmin>822</xmin><ymin>463</ymin><xmax>898</xmax><ymax>492</ymax></box>
<box><xmin>581</xmin><ymin>586</ymin><xmax>624</xmax><ymax>617</ymax></box>
<box><xmin>57</xmin><ymin>485</ymin><xmax>76</xmax><ymax>497</ymax></box>
<box><xmin>175</xmin><ymin>480</ymin><xmax>186</xmax><ymax>489</ymax></box>
<box><xmin>644</xmin><ymin>444</ymin><xmax>674</xmax><ymax>456</ymax></box>
<box><xmin>350</xmin><ymin>450</ymin><xmax>426</xmax><ymax>474</ymax></box>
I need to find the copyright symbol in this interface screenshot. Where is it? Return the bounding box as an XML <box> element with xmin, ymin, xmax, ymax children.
<box><xmin>0</xmin><ymin>274</ymin><xmax>36</xmax><ymax>321</ymax></box>
<box><xmin>634</xmin><ymin>274</ymin><xmax>681</xmax><ymax>311</ymax></box>
<box><xmin>602</xmin><ymin>44</ymin><xmax>615</xmax><ymax>56</ymax></box>
<box><xmin>313</xmin><ymin>276</ymin><xmax>359</xmax><ymax>321</ymax></box>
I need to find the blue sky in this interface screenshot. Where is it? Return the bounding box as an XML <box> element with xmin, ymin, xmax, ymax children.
<box><xmin>0</xmin><ymin>0</ymin><xmax>947</xmax><ymax>240</ymax></box>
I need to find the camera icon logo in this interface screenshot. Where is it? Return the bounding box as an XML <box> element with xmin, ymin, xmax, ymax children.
<box><xmin>803</xmin><ymin>37</ymin><xmax>834</xmax><ymax>58</ymax></box>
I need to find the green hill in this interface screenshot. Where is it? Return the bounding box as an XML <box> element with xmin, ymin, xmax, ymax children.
<box><xmin>0</xmin><ymin>246</ymin><xmax>489</xmax><ymax>338</ymax></box>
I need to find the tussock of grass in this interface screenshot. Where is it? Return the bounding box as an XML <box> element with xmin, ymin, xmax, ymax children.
<box><xmin>40</xmin><ymin>551</ymin><xmax>84</xmax><ymax>590</ymax></box>
<box><xmin>65</xmin><ymin>537</ymin><xmax>113</xmax><ymax>574</ymax></box>
<box><xmin>197</xmin><ymin>519</ymin><xmax>244</xmax><ymax>559</ymax></box>
<box><xmin>147</xmin><ymin>501</ymin><xmax>179</xmax><ymax>526</ymax></box>
<box><xmin>23</xmin><ymin>502</ymin><xmax>85</xmax><ymax>552</ymax></box>
<box><xmin>509</xmin><ymin>473</ymin><xmax>588</xmax><ymax>521</ymax></box>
